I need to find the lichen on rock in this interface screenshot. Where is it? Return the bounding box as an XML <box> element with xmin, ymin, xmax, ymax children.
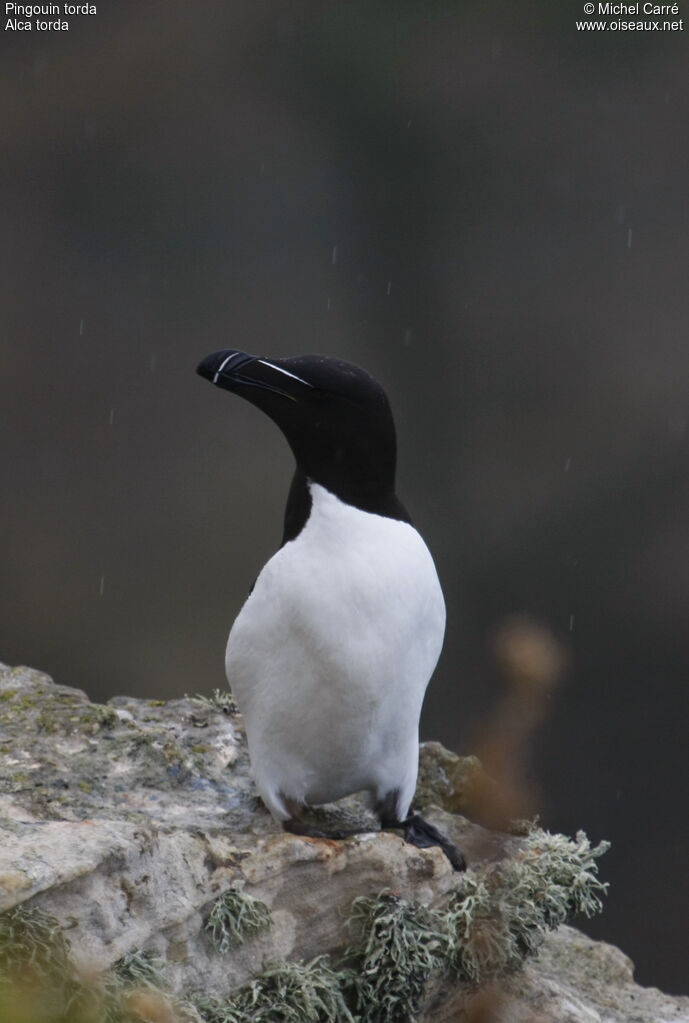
<box><xmin>195</xmin><ymin>957</ymin><xmax>357</xmax><ymax>1023</ymax></box>
<box><xmin>205</xmin><ymin>888</ymin><xmax>273</xmax><ymax>953</ymax></box>
<box><xmin>347</xmin><ymin>893</ymin><xmax>452</xmax><ymax>1022</ymax></box>
<box><xmin>343</xmin><ymin>827</ymin><xmax>609</xmax><ymax>1021</ymax></box>
<box><xmin>0</xmin><ymin>904</ymin><xmax>181</xmax><ymax>1023</ymax></box>
<box><xmin>1</xmin><ymin>662</ymin><xmax>687</xmax><ymax>1022</ymax></box>
<box><xmin>0</xmin><ymin>903</ymin><xmax>74</xmax><ymax>1001</ymax></box>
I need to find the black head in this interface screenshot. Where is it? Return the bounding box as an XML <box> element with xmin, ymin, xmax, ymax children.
<box><xmin>197</xmin><ymin>350</ymin><xmax>406</xmax><ymax>516</ymax></box>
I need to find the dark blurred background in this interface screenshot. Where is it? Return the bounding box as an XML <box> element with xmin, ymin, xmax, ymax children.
<box><xmin>2</xmin><ymin>0</ymin><xmax>688</xmax><ymax>994</ymax></box>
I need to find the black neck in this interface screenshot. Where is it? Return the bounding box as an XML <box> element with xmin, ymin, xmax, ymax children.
<box><xmin>281</xmin><ymin>467</ymin><xmax>413</xmax><ymax>547</ymax></box>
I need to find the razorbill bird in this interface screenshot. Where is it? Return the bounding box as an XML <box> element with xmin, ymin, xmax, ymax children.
<box><xmin>197</xmin><ymin>349</ymin><xmax>464</xmax><ymax>870</ymax></box>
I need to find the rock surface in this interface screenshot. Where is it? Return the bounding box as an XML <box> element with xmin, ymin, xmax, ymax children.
<box><xmin>0</xmin><ymin>661</ymin><xmax>687</xmax><ymax>1022</ymax></box>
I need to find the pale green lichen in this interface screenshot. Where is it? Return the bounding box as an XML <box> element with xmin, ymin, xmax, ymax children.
<box><xmin>346</xmin><ymin>827</ymin><xmax>609</xmax><ymax>1021</ymax></box>
<box><xmin>446</xmin><ymin>826</ymin><xmax>610</xmax><ymax>981</ymax></box>
<box><xmin>346</xmin><ymin>893</ymin><xmax>450</xmax><ymax>1023</ymax></box>
<box><xmin>0</xmin><ymin>904</ymin><xmax>73</xmax><ymax>994</ymax></box>
<box><xmin>190</xmin><ymin>689</ymin><xmax>238</xmax><ymax>715</ymax></box>
<box><xmin>205</xmin><ymin>888</ymin><xmax>273</xmax><ymax>953</ymax></box>
<box><xmin>0</xmin><ymin>827</ymin><xmax>609</xmax><ymax>1023</ymax></box>
<box><xmin>0</xmin><ymin>906</ymin><xmax>176</xmax><ymax>1023</ymax></box>
<box><xmin>113</xmin><ymin>947</ymin><xmax>167</xmax><ymax>989</ymax></box>
<box><xmin>195</xmin><ymin>957</ymin><xmax>357</xmax><ymax>1023</ymax></box>
<box><xmin>446</xmin><ymin>874</ymin><xmax>505</xmax><ymax>982</ymax></box>
<box><xmin>0</xmin><ymin>904</ymin><xmax>105</xmax><ymax>1022</ymax></box>
<box><xmin>494</xmin><ymin>828</ymin><xmax>610</xmax><ymax>957</ymax></box>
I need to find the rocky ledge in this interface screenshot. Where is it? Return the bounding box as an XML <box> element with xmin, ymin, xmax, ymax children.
<box><xmin>0</xmin><ymin>662</ymin><xmax>687</xmax><ymax>1022</ymax></box>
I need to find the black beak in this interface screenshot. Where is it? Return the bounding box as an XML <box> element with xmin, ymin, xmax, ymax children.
<box><xmin>196</xmin><ymin>349</ymin><xmax>313</xmax><ymax>400</ymax></box>
<box><xmin>197</xmin><ymin>350</ymin><xmax>258</xmax><ymax>386</ymax></box>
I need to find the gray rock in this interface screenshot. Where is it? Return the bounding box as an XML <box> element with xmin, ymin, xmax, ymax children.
<box><xmin>0</xmin><ymin>662</ymin><xmax>686</xmax><ymax>1022</ymax></box>
<box><xmin>422</xmin><ymin>926</ymin><xmax>689</xmax><ymax>1022</ymax></box>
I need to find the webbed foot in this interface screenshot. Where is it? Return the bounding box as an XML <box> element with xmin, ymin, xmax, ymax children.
<box><xmin>398</xmin><ymin>813</ymin><xmax>466</xmax><ymax>871</ymax></box>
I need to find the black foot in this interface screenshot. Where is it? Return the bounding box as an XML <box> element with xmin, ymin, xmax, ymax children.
<box><xmin>399</xmin><ymin>814</ymin><xmax>466</xmax><ymax>871</ymax></box>
<box><xmin>282</xmin><ymin>818</ymin><xmax>360</xmax><ymax>841</ymax></box>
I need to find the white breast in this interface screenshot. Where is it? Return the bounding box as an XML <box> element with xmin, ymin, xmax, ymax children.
<box><xmin>225</xmin><ymin>483</ymin><xmax>446</xmax><ymax>822</ymax></box>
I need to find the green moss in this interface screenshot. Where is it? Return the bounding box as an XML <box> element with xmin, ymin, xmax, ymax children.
<box><xmin>195</xmin><ymin>958</ymin><xmax>356</xmax><ymax>1023</ymax></box>
<box><xmin>205</xmin><ymin>889</ymin><xmax>272</xmax><ymax>953</ymax></box>
<box><xmin>96</xmin><ymin>706</ymin><xmax>120</xmax><ymax>729</ymax></box>
<box><xmin>21</xmin><ymin>694</ymin><xmax>119</xmax><ymax>738</ymax></box>
<box><xmin>415</xmin><ymin>744</ymin><xmax>494</xmax><ymax>814</ymax></box>
<box><xmin>35</xmin><ymin>710</ymin><xmax>58</xmax><ymax>735</ymax></box>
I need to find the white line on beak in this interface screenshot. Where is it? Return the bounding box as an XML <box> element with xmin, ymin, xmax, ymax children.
<box><xmin>257</xmin><ymin>360</ymin><xmax>314</xmax><ymax>388</ymax></box>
